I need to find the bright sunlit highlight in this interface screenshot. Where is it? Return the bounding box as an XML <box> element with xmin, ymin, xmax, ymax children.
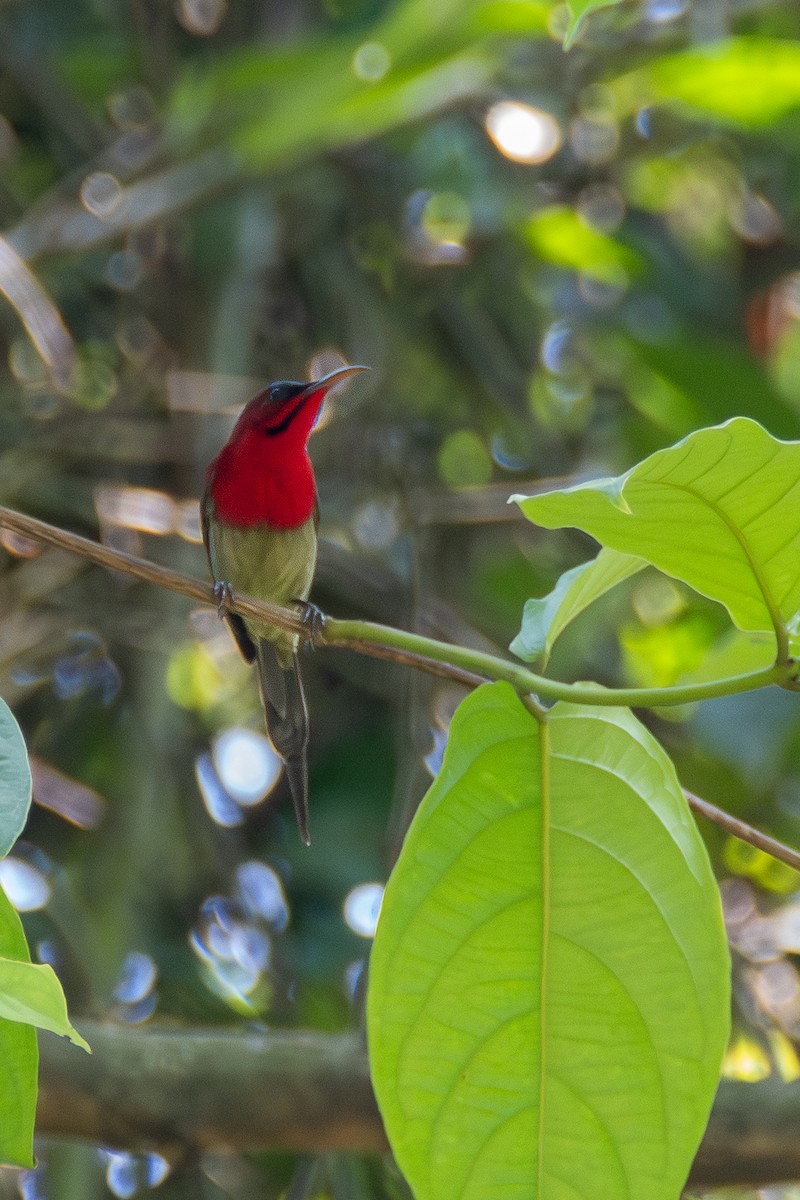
<box><xmin>343</xmin><ymin>882</ymin><xmax>384</xmax><ymax>938</ymax></box>
<box><xmin>0</xmin><ymin>856</ymin><xmax>51</xmax><ymax>911</ymax></box>
<box><xmin>94</xmin><ymin>484</ymin><xmax>176</xmax><ymax>535</ymax></box>
<box><xmin>213</xmin><ymin>727</ymin><xmax>282</xmax><ymax>806</ymax></box>
<box><xmin>485</xmin><ymin>101</ymin><xmax>561</xmax><ymax>164</ymax></box>
<box><xmin>721</xmin><ymin>1035</ymin><xmax>771</xmax><ymax>1081</ymax></box>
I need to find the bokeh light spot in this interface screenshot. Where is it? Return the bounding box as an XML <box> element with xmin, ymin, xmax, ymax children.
<box><xmin>167</xmin><ymin>643</ymin><xmax>225</xmax><ymax>711</ymax></box>
<box><xmin>438</xmin><ymin>430</ymin><xmax>493</xmax><ymax>487</ymax></box>
<box><xmin>177</xmin><ymin>0</ymin><xmax>227</xmax><ymax>35</ymax></box>
<box><xmin>569</xmin><ymin>115</ymin><xmax>619</xmax><ymax>165</ymax></box>
<box><xmin>343</xmin><ymin>882</ymin><xmax>384</xmax><ymax>938</ymax></box>
<box><xmin>213</xmin><ymin>727</ymin><xmax>282</xmax><ymax>806</ymax></box>
<box><xmin>195</xmin><ymin>752</ymin><xmax>244</xmax><ymax>827</ymax></box>
<box><xmin>235</xmin><ymin>860</ymin><xmax>289</xmax><ymax>930</ymax></box>
<box><xmin>352</xmin><ymin>499</ymin><xmax>399</xmax><ymax>551</ymax></box>
<box><xmin>722</xmin><ymin>1035</ymin><xmax>771</xmax><ymax>1082</ymax></box>
<box><xmin>80</xmin><ymin>172</ymin><xmax>123</xmax><ymax>220</ymax></box>
<box><xmin>485</xmin><ymin>101</ymin><xmax>561</xmax><ymax>164</ymax></box>
<box><xmin>95</xmin><ymin>484</ymin><xmax>176</xmax><ymax>536</ymax></box>
<box><xmin>352</xmin><ymin>41</ymin><xmax>390</xmax><ymax>82</ymax></box>
<box><xmin>0</xmin><ymin>856</ymin><xmax>50</xmax><ymax>911</ymax></box>
<box><xmin>420</xmin><ymin>192</ymin><xmax>471</xmax><ymax>247</ymax></box>
<box><xmin>113</xmin><ymin>950</ymin><xmax>158</xmax><ymax>1005</ymax></box>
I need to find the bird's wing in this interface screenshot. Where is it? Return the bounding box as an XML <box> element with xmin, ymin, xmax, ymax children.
<box><xmin>200</xmin><ymin>484</ymin><xmax>257</xmax><ymax>665</ymax></box>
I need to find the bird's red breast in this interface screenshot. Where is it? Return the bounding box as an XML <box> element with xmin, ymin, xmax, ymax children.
<box><xmin>205</xmin><ymin>366</ymin><xmax>369</xmax><ymax>530</ymax></box>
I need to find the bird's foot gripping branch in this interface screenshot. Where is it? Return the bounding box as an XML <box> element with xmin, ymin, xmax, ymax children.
<box><xmin>366</xmin><ymin>418</ymin><xmax>800</xmax><ymax>1200</ymax></box>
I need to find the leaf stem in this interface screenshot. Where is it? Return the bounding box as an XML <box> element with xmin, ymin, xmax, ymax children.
<box><xmin>325</xmin><ymin>617</ymin><xmax>794</xmax><ymax>707</ymax></box>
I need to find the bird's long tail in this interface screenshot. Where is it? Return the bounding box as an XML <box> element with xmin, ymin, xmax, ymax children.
<box><xmin>255</xmin><ymin>639</ymin><xmax>310</xmax><ymax>845</ymax></box>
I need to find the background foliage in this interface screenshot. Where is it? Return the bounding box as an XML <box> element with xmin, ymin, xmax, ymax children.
<box><xmin>0</xmin><ymin>0</ymin><xmax>800</xmax><ymax>1195</ymax></box>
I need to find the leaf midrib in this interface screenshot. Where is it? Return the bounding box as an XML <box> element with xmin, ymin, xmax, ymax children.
<box><xmin>647</xmin><ymin>477</ymin><xmax>786</xmax><ymax>656</ymax></box>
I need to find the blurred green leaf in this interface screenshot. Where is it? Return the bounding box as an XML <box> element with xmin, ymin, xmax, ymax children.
<box><xmin>510</xmin><ymin>547</ymin><xmax>645</xmax><ymax>666</ymax></box>
<box><xmin>612</xmin><ymin>38</ymin><xmax>800</xmax><ymax>127</ymax></box>
<box><xmin>514</xmin><ymin>419</ymin><xmax>800</xmax><ymax>646</ymax></box>
<box><xmin>438</xmin><ymin>430</ymin><xmax>492</xmax><ymax>486</ymax></box>
<box><xmin>0</xmin><ymin>699</ymin><xmax>31</xmax><ymax>861</ymax></box>
<box><xmin>234</xmin><ymin>53</ymin><xmax>493</xmax><ymax>169</ymax></box>
<box><xmin>58</xmin><ymin>40</ymin><xmax>139</xmax><ymax>107</ymax></box>
<box><xmin>168</xmin><ymin>0</ymin><xmax>506</xmax><ymax>168</ymax></box>
<box><xmin>368</xmin><ymin>683</ymin><xmax>729</xmax><ymax>1200</ymax></box>
<box><xmin>525</xmin><ymin>206</ymin><xmax>643</xmax><ymax>283</ymax></box>
<box><xmin>620</xmin><ymin>611</ymin><xmax>719</xmax><ymax>688</ymax></box>
<box><xmin>464</xmin><ymin>0</ymin><xmax>550</xmax><ymax>35</ymax></box>
<box><xmin>0</xmin><ymin>888</ymin><xmax>36</xmax><ymax>1168</ymax></box>
<box><xmin>563</xmin><ymin>0</ymin><xmax>624</xmax><ymax>49</ymax></box>
<box><xmin>630</xmin><ymin>336</ymin><xmax>795</xmax><ymax>437</ymax></box>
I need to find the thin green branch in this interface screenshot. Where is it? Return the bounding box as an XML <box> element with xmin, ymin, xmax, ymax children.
<box><xmin>325</xmin><ymin>618</ymin><xmax>795</xmax><ymax>707</ymax></box>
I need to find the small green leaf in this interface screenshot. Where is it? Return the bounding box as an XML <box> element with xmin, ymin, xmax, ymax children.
<box><xmin>510</xmin><ymin>548</ymin><xmax>645</xmax><ymax>665</ymax></box>
<box><xmin>563</xmin><ymin>0</ymin><xmax>624</xmax><ymax>49</ymax></box>
<box><xmin>0</xmin><ymin>888</ymin><xmax>36</xmax><ymax>1167</ymax></box>
<box><xmin>368</xmin><ymin>683</ymin><xmax>729</xmax><ymax>1200</ymax></box>
<box><xmin>0</xmin><ymin>959</ymin><xmax>89</xmax><ymax>1051</ymax></box>
<box><xmin>514</xmin><ymin>418</ymin><xmax>800</xmax><ymax>645</ymax></box>
<box><xmin>0</xmin><ymin>700</ymin><xmax>31</xmax><ymax>860</ymax></box>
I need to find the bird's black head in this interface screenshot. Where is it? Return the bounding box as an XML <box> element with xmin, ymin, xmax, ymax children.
<box><xmin>266</xmin><ymin>381</ymin><xmax>307</xmax><ymax>408</ymax></box>
<box><xmin>258</xmin><ymin>366</ymin><xmax>370</xmax><ymax>437</ymax></box>
<box><xmin>258</xmin><ymin>380</ymin><xmax>317</xmax><ymax>437</ymax></box>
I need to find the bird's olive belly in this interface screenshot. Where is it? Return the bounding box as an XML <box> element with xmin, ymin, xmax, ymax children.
<box><xmin>207</xmin><ymin>516</ymin><xmax>317</xmax><ymax>652</ymax></box>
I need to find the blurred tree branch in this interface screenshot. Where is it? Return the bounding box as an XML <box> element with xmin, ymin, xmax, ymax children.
<box><xmin>34</xmin><ymin>1022</ymin><xmax>800</xmax><ymax>1187</ymax></box>
<box><xmin>38</xmin><ymin>1024</ymin><xmax>383</xmax><ymax>1155</ymax></box>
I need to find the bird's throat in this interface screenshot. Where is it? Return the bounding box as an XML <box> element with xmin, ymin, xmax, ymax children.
<box><xmin>209</xmin><ymin>429</ymin><xmax>316</xmax><ymax>529</ymax></box>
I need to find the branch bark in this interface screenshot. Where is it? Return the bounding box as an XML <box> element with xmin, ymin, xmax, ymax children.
<box><xmin>35</xmin><ymin>1022</ymin><xmax>800</xmax><ymax>1187</ymax></box>
<box><xmin>37</xmin><ymin>1023</ymin><xmax>384</xmax><ymax>1154</ymax></box>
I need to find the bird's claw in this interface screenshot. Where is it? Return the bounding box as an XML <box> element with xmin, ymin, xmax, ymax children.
<box><xmin>213</xmin><ymin>580</ymin><xmax>235</xmax><ymax>618</ymax></box>
<box><xmin>296</xmin><ymin>600</ymin><xmax>326</xmax><ymax>649</ymax></box>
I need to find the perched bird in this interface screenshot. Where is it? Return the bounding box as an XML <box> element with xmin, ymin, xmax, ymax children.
<box><xmin>202</xmin><ymin>365</ymin><xmax>369</xmax><ymax>844</ymax></box>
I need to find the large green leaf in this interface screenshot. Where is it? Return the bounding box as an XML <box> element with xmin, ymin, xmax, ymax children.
<box><xmin>510</xmin><ymin>547</ymin><xmax>645</xmax><ymax>667</ymax></box>
<box><xmin>0</xmin><ymin>888</ymin><xmax>36</xmax><ymax>1168</ymax></box>
<box><xmin>368</xmin><ymin>683</ymin><xmax>729</xmax><ymax>1200</ymax></box>
<box><xmin>513</xmin><ymin>419</ymin><xmax>800</xmax><ymax>646</ymax></box>
<box><xmin>0</xmin><ymin>700</ymin><xmax>31</xmax><ymax>860</ymax></box>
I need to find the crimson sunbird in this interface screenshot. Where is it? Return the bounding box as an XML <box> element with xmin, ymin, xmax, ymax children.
<box><xmin>201</xmin><ymin>364</ymin><xmax>369</xmax><ymax>844</ymax></box>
